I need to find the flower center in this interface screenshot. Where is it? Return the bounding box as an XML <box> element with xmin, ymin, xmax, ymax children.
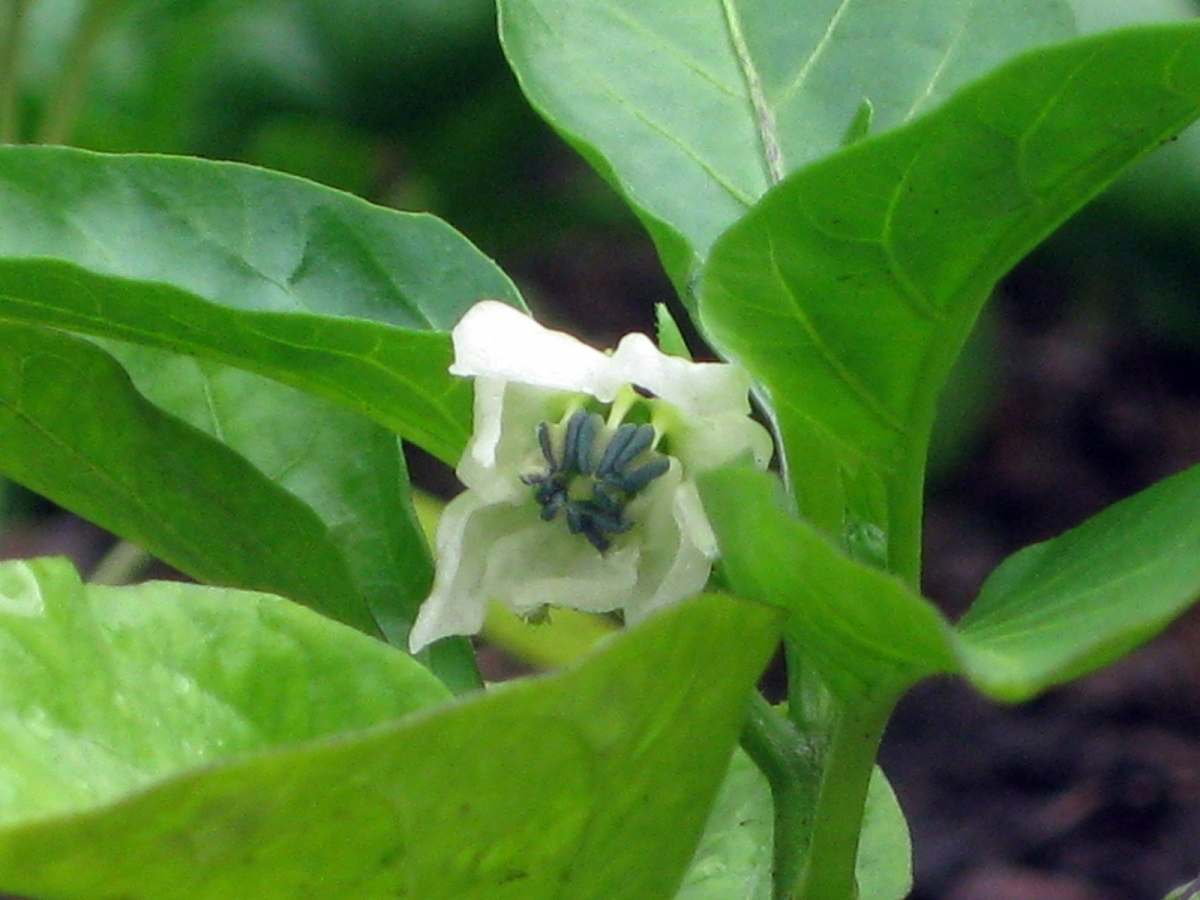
<box><xmin>521</xmin><ymin>409</ymin><xmax>670</xmax><ymax>553</ymax></box>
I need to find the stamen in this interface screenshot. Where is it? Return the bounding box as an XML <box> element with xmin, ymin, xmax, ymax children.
<box><xmin>605</xmin><ymin>456</ymin><xmax>670</xmax><ymax>494</ymax></box>
<box><xmin>560</xmin><ymin>410</ymin><xmax>600</xmax><ymax>474</ymax></box>
<box><xmin>536</xmin><ymin>421</ymin><xmax>557</xmax><ymax>470</ymax></box>
<box><xmin>527</xmin><ymin>401</ymin><xmax>671</xmax><ymax>556</ymax></box>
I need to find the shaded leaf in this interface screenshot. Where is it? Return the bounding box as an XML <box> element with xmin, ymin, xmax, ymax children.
<box><xmin>699</xmin><ymin>23</ymin><xmax>1200</xmax><ymax>579</ymax></box>
<box><xmin>499</xmin><ymin>0</ymin><xmax>1074</xmax><ymax>289</ymax></box>
<box><xmin>675</xmin><ymin>754</ymin><xmax>910</xmax><ymax>900</ymax></box>
<box><xmin>0</xmin><ymin>146</ymin><xmax>523</xmax><ymax>465</ymax></box>
<box><xmin>104</xmin><ymin>341</ymin><xmax>480</xmax><ymax>689</ymax></box>
<box><xmin>700</xmin><ymin>466</ymin><xmax>956</xmax><ymax>702</ymax></box>
<box><xmin>0</xmin><ymin>323</ymin><xmax>379</xmax><ymax>636</ymax></box>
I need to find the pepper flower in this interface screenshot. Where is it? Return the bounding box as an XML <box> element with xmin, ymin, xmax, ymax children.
<box><xmin>408</xmin><ymin>300</ymin><xmax>773</xmax><ymax>652</ymax></box>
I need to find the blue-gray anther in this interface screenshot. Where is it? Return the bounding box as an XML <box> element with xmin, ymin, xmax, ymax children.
<box><xmin>606</xmin><ymin>456</ymin><xmax>670</xmax><ymax>494</ymax></box>
<box><xmin>527</xmin><ymin>410</ymin><xmax>670</xmax><ymax>554</ymax></box>
<box><xmin>595</xmin><ymin>422</ymin><xmax>655</xmax><ymax>478</ymax></box>
<box><xmin>561</xmin><ymin>410</ymin><xmax>602</xmax><ymax>474</ymax></box>
<box><xmin>536</xmin><ymin>420</ymin><xmax>556</xmax><ymax>469</ymax></box>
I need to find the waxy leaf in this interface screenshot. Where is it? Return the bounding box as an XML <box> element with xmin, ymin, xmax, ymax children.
<box><xmin>104</xmin><ymin>342</ymin><xmax>480</xmax><ymax>690</ymax></box>
<box><xmin>0</xmin><ymin>559</ymin><xmax>781</xmax><ymax>900</ymax></box>
<box><xmin>499</xmin><ymin>0</ymin><xmax>1073</xmax><ymax>288</ymax></box>
<box><xmin>0</xmin><ymin>323</ymin><xmax>379</xmax><ymax>637</ymax></box>
<box><xmin>0</xmin><ymin>558</ymin><xmax>450</xmax><ymax>828</ymax></box>
<box><xmin>700</xmin><ymin>466</ymin><xmax>956</xmax><ymax>702</ymax></box>
<box><xmin>699</xmin><ymin>23</ymin><xmax>1200</xmax><ymax>578</ymax></box>
<box><xmin>957</xmin><ymin>461</ymin><xmax>1200</xmax><ymax>702</ymax></box>
<box><xmin>0</xmin><ymin>146</ymin><xmax>523</xmax><ymax>466</ymax></box>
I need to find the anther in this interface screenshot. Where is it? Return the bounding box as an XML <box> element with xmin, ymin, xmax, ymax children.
<box><xmin>561</xmin><ymin>410</ymin><xmax>602</xmax><ymax>474</ymax></box>
<box><xmin>606</xmin><ymin>456</ymin><xmax>670</xmax><ymax>494</ymax></box>
<box><xmin>536</xmin><ymin>421</ymin><xmax>557</xmax><ymax>470</ymax></box>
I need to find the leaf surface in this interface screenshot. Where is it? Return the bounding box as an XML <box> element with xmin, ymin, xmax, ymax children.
<box><xmin>0</xmin><ymin>561</ymin><xmax>781</xmax><ymax>900</ymax></box>
<box><xmin>957</xmin><ymin>461</ymin><xmax>1200</xmax><ymax>701</ymax></box>
<box><xmin>0</xmin><ymin>324</ymin><xmax>379</xmax><ymax>636</ymax></box>
<box><xmin>102</xmin><ymin>341</ymin><xmax>478</xmax><ymax>687</ymax></box>
<box><xmin>699</xmin><ymin>23</ymin><xmax>1200</xmax><ymax>577</ymax></box>
<box><xmin>700</xmin><ymin>466</ymin><xmax>956</xmax><ymax>702</ymax></box>
<box><xmin>0</xmin><ymin>146</ymin><xmax>522</xmax><ymax>465</ymax></box>
<box><xmin>499</xmin><ymin>0</ymin><xmax>1074</xmax><ymax>287</ymax></box>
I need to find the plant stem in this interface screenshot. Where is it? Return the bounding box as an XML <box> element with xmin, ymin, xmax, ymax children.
<box><xmin>0</xmin><ymin>0</ymin><xmax>29</xmax><ymax>144</ymax></box>
<box><xmin>89</xmin><ymin>539</ymin><xmax>152</xmax><ymax>586</ymax></box>
<box><xmin>795</xmin><ymin>697</ymin><xmax>894</xmax><ymax>900</ymax></box>
<box><xmin>36</xmin><ymin>0</ymin><xmax>122</xmax><ymax>145</ymax></box>
<box><xmin>740</xmin><ymin>692</ymin><xmax>820</xmax><ymax>900</ymax></box>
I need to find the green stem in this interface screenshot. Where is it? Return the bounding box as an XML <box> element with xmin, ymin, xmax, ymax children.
<box><xmin>36</xmin><ymin>0</ymin><xmax>121</xmax><ymax>145</ymax></box>
<box><xmin>89</xmin><ymin>539</ymin><xmax>152</xmax><ymax>586</ymax></box>
<box><xmin>740</xmin><ymin>693</ymin><xmax>820</xmax><ymax>900</ymax></box>
<box><xmin>0</xmin><ymin>0</ymin><xmax>29</xmax><ymax>144</ymax></box>
<box><xmin>795</xmin><ymin>699</ymin><xmax>893</xmax><ymax>900</ymax></box>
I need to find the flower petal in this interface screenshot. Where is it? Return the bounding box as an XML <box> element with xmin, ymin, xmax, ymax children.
<box><xmin>408</xmin><ymin>490</ymin><xmax>495</xmax><ymax>652</ymax></box>
<box><xmin>451</xmin><ymin>300</ymin><xmax>612</xmax><ymax>396</ymax></box>
<box><xmin>606</xmin><ymin>332</ymin><xmax>753</xmax><ymax>417</ymax></box>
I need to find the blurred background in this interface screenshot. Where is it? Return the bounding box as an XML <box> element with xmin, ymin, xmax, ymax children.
<box><xmin>1</xmin><ymin>1</ymin><xmax>1199</xmax><ymax>898</ymax></box>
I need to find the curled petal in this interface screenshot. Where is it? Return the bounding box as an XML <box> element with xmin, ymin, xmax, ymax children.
<box><xmin>451</xmin><ymin>300</ymin><xmax>612</xmax><ymax>396</ymax></box>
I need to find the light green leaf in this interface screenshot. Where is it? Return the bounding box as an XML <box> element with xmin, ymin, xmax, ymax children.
<box><xmin>700</xmin><ymin>466</ymin><xmax>956</xmax><ymax>702</ymax></box>
<box><xmin>699</xmin><ymin>23</ymin><xmax>1200</xmax><ymax>580</ymax></box>
<box><xmin>0</xmin><ymin>560</ymin><xmax>782</xmax><ymax>900</ymax></box>
<box><xmin>0</xmin><ymin>323</ymin><xmax>378</xmax><ymax>637</ymax></box>
<box><xmin>0</xmin><ymin>557</ymin><xmax>450</xmax><ymax>827</ymax></box>
<box><xmin>0</xmin><ymin>146</ymin><xmax>523</xmax><ymax>465</ymax></box>
<box><xmin>675</xmin><ymin>754</ymin><xmax>910</xmax><ymax>900</ymax></box>
<box><xmin>857</xmin><ymin>770</ymin><xmax>912</xmax><ymax>900</ymax></box>
<box><xmin>957</xmin><ymin>461</ymin><xmax>1200</xmax><ymax>702</ymax></box>
<box><xmin>498</xmin><ymin>0</ymin><xmax>1073</xmax><ymax>289</ymax></box>
<box><xmin>675</xmin><ymin>750</ymin><xmax>773</xmax><ymax>900</ymax></box>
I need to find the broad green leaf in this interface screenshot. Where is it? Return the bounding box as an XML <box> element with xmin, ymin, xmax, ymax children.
<box><xmin>0</xmin><ymin>323</ymin><xmax>378</xmax><ymax>637</ymax></box>
<box><xmin>700</xmin><ymin>466</ymin><xmax>956</xmax><ymax>702</ymax></box>
<box><xmin>98</xmin><ymin>339</ymin><xmax>479</xmax><ymax>689</ymax></box>
<box><xmin>0</xmin><ymin>558</ymin><xmax>450</xmax><ymax>827</ymax></box>
<box><xmin>675</xmin><ymin>754</ymin><xmax>910</xmax><ymax>900</ymax></box>
<box><xmin>699</xmin><ymin>23</ymin><xmax>1200</xmax><ymax>580</ymax></box>
<box><xmin>0</xmin><ymin>564</ymin><xmax>781</xmax><ymax>900</ymax></box>
<box><xmin>957</xmin><ymin>461</ymin><xmax>1200</xmax><ymax>702</ymax></box>
<box><xmin>498</xmin><ymin>0</ymin><xmax>1073</xmax><ymax>289</ymax></box>
<box><xmin>0</xmin><ymin>146</ymin><xmax>523</xmax><ymax>465</ymax></box>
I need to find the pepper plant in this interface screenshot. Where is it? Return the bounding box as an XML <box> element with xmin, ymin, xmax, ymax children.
<box><xmin>2</xmin><ymin>2</ymin><xmax>1200</xmax><ymax>900</ymax></box>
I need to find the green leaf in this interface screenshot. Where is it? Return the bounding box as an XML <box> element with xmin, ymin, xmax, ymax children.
<box><xmin>856</xmin><ymin>770</ymin><xmax>912</xmax><ymax>900</ymax></box>
<box><xmin>957</xmin><ymin>461</ymin><xmax>1200</xmax><ymax>702</ymax></box>
<box><xmin>699</xmin><ymin>23</ymin><xmax>1200</xmax><ymax>580</ymax></box>
<box><xmin>675</xmin><ymin>749</ymin><xmax>773</xmax><ymax>900</ymax></box>
<box><xmin>0</xmin><ymin>557</ymin><xmax>451</xmax><ymax>828</ymax></box>
<box><xmin>0</xmin><ymin>323</ymin><xmax>379</xmax><ymax>637</ymax></box>
<box><xmin>675</xmin><ymin>754</ymin><xmax>910</xmax><ymax>900</ymax></box>
<box><xmin>498</xmin><ymin>0</ymin><xmax>1073</xmax><ymax>289</ymax></box>
<box><xmin>0</xmin><ymin>146</ymin><xmax>523</xmax><ymax>465</ymax></box>
<box><xmin>0</xmin><ymin>561</ymin><xmax>782</xmax><ymax>900</ymax></box>
<box><xmin>102</xmin><ymin>340</ymin><xmax>479</xmax><ymax>689</ymax></box>
<box><xmin>700</xmin><ymin>466</ymin><xmax>955</xmax><ymax>702</ymax></box>
<box><xmin>700</xmin><ymin>466</ymin><xmax>944</xmax><ymax>899</ymax></box>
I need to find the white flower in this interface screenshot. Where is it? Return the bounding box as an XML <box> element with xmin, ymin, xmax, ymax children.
<box><xmin>408</xmin><ymin>300</ymin><xmax>773</xmax><ymax>652</ymax></box>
